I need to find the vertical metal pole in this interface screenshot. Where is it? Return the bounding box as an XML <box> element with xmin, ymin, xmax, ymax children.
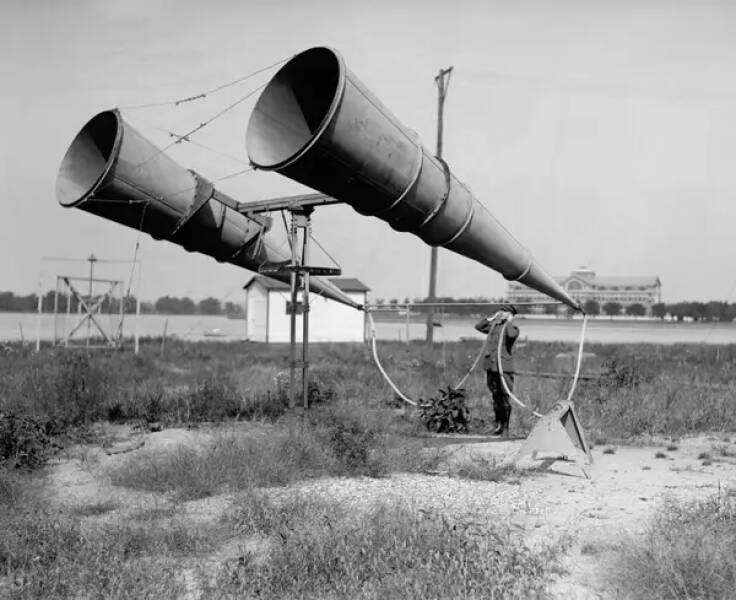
<box><xmin>405</xmin><ymin>302</ymin><xmax>411</xmax><ymax>345</ymax></box>
<box><xmin>65</xmin><ymin>284</ymin><xmax>71</xmax><ymax>347</ymax></box>
<box><xmin>288</xmin><ymin>214</ymin><xmax>299</xmax><ymax>411</ymax></box>
<box><xmin>53</xmin><ymin>277</ymin><xmax>60</xmax><ymax>346</ymax></box>
<box><xmin>134</xmin><ymin>262</ymin><xmax>142</xmax><ymax>355</ymax></box>
<box><xmin>426</xmin><ymin>66</ymin><xmax>453</xmax><ymax>344</ymax></box>
<box><xmin>301</xmin><ymin>210</ymin><xmax>312</xmax><ymax>410</ymax></box>
<box><xmin>35</xmin><ymin>280</ymin><xmax>42</xmax><ymax>352</ymax></box>
<box><xmin>161</xmin><ymin>319</ymin><xmax>168</xmax><ymax>358</ymax></box>
<box><xmin>440</xmin><ymin>305</ymin><xmax>446</xmax><ymax>369</ymax></box>
<box><xmin>118</xmin><ymin>282</ymin><xmax>124</xmax><ymax>348</ymax></box>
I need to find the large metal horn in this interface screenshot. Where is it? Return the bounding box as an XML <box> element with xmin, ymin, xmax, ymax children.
<box><xmin>56</xmin><ymin>109</ymin><xmax>358</xmax><ymax>308</ymax></box>
<box><xmin>246</xmin><ymin>47</ymin><xmax>581</xmax><ymax>311</ymax></box>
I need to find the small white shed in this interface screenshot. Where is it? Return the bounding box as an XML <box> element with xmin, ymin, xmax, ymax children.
<box><xmin>243</xmin><ymin>276</ymin><xmax>370</xmax><ymax>343</ymax></box>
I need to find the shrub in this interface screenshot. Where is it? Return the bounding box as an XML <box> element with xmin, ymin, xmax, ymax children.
<box><xmin>0</xmin><ymin>468</ymin><xmax>22</xmax><ymax>506</ymax></box>
<box><xmin>0</xmin><ymin>413</ymin><xmax>63</xmax><ymax>469</ymax></box>
<box><xmin>191</xmin><ymin>375</ymin><xmax>240</xmax><ymax>419</ymax></box>
<box><xmin>316</xmin><ymin>411</ymin><xmax>388</xmax><ymax>477</ymax></box>
<box><xmin>419</xmin><ymin>386</ymin><xmax>469</xmax><ymax>433</ymax></box>
<box><xmin>238</xmin><ymin>389</ymin><xmax>289</xmax><ymax>421</ymax></box>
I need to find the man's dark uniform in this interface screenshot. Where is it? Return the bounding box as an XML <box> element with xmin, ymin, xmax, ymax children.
<box><xmin>474</xmin><ymin>312</ymin><xmax>519</xmax><ymax>436</ymax></box>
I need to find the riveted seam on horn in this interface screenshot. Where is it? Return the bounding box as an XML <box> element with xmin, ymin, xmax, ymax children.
<box><xmin>440</xmin><ymin>198</ymin><xmax>475</xmax><ymax>247</ymax></box>
<box><xmin>168</xmin><ymin>172</ymin><xmax>215</xmax><ymax>240</ymax></box>
<box><xmin>231</xmin><ymin>224</ymin><xmax>264</xmax><ymax>261</ymax></box>
<box><xmin>371</xmin><ymin>135</ymin><xmax>424</xmax><ymax>218</ymax></box>
<box><xmin>510</xmin><ymin>257</ymin><xmax>533</xmax><ymax>282</ymax></box>
<box><xmin>415</xmin><ymin>155</ymin><xmax>452</xmax><ymax>232</ymax></box>
<box><xmin>211</xmin><ymin>190</ymin><xmax>229</xmax><ymax>230</ymax></box>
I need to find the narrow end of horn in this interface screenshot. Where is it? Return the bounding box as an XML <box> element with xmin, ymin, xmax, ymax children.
<box><xmin>517</xmin><ymin>262</ymin><xmax>583</xmax><ymax>312</ymax></box>
<box><xmin>56</xmin><ymin>110</ymin><xmax>122</xmax><ymax>207</ymax></box>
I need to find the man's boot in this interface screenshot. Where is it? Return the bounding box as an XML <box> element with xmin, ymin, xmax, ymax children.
<box><xmin>491</xmin><ymin>422</ymin><xmax>504</xmax><ymax>436</ymax></box>
<box><xmin>501</xmin><ymin>406</ymin><xmax>512</xmax><ymax>437</ymax></box>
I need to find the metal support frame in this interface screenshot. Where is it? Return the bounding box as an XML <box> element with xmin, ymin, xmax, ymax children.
<box><xmin>54</xmin><ymin>275</ymin><xmax>124</xmax><ymax>349</ymax></box>
<box><xmin>38</xmin><ymin>255</ymin><xmax>142</xmax><ymax>353</ymax></box>
<box><xmin>238</xmin><ymin>193</ymin><xmax>343</xmax><ymax>411</ymax></box>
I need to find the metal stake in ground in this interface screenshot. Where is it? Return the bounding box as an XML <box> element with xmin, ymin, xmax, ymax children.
<box><xmin>300</xmin><ymin>208</ymin><xmax>313</xmax><ymax>410</ymax></box>
<box><xmin>289</xmin><ymin>214</ymin><xmax>299</xmax><ymax>410</ymax></box>
<box><xmin>253</xmin><ymin>197</ymin><xmax>344</xmax><ymax>411</ymax></box>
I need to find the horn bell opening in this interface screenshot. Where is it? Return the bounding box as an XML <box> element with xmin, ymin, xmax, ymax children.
<box><xmin>246</xmin><ymin>47</ymin><xmax>343</xmax><ymax>170</ymax></box>
<box><xmin>56</xmin><ymin>110</ymin><xmax>121</xmax><ymax>207</ymax></box>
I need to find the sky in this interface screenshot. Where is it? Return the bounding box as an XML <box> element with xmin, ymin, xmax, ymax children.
<box><xmin>1</xmin><ymin>0</ymin><xmax>735</xmax><ymax>304</ymax></box>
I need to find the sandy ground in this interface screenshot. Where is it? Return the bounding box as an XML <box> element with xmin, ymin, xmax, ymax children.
<box><xmin>42</xmin><ymin>424</ymin><xmax>736</xmax><ymax>599</ymax></box>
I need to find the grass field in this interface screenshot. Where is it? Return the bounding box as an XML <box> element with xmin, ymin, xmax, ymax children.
<box><xmin>1</xmin><ymin>338</ymin><xmax>735</xmax><ymax>598</ymax></box>
<box><xmin>2</xmin><ymin>337</ymin><xmax>735</xmax><ymax>443</ymax></box>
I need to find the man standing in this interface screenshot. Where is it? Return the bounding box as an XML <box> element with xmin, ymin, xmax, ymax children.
<box><xmin>474</xmin><ymin>305</ymin><xmax>519</xmax><ymax>436</ymax></box>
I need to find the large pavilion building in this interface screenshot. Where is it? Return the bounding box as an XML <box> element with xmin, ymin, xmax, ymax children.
<box><xmin>506</xmin><ymin>267</ymin><xmax>662</xmax><ymax>315</ymax></box>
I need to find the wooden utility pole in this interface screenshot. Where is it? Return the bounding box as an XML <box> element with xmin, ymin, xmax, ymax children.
<box><xmin>426</xmin><ymin>66</ymin><xmax>453</xmax><ymax>343</ymax></box>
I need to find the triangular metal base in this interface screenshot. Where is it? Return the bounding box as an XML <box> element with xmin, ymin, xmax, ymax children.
<box><xmin>515</xmin><ymin>401</ymin><xmax>593</xmax><ymax>478</ymax></box>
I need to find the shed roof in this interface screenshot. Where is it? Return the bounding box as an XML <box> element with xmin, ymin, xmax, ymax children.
<box><xmin>244</xmin><ymin>275</ymin><xmax>370</xmax><ymax>293</ymax></box>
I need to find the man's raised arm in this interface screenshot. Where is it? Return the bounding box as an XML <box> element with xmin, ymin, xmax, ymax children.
<box><xmin>474</xmin><ymin>317</ymin><xmax>492</xmax><ymax>334</ymax></box>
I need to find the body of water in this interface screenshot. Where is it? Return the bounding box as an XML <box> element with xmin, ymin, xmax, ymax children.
<box><xmin>375</xmin><ymin>316</ymin><xmax>736</xmax><ymax>345</ymax></box>
<box><xmin>2</xmin><ymin>312</ymin><xmax>735</xmax><ymax>345</ymax></box>
<box><xmin>0</xmin><ymin>313</ymin><xmax>247</xmax><ymax>345</ymax></box>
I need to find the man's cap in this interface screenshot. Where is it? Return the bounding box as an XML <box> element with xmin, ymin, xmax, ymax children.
<box><xmin>503</xmin><ymin>304</ymin><xmax>518</xmax><ymax>315</ymax></box>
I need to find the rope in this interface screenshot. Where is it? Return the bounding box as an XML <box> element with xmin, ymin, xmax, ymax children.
<box><xmin>366</xmin><ymin>310</ymin><xmax>417</xmax><ymax>406</ymax></box>
<box><xmin>116</xmin><ymin>201</ymin><xmax>149</xmax><ymax>340</ymax></box>
<box><xmin>310</xmin><ymin>233</ymin><xmax>342</xmax><ymax>271</ymax></box>
<box><xmin>119</xmin><ymin>56</ymin><xmax>290</xmax><ymax>110</ymax></box>
<box><xmin>168</xmin><ymin>134</ymin><xmax>251</xmax><ymax>166</ymax></box>
<box><xmin>497</xmin><ymin>312</ymin><xmax>589</xmax><ymax>417</ymax></box>
<box><xmin>366</xmin><ymin>307</ymin><xmax>589</xmax><ymax>412</ymax></box>
<box><xmin>563</xmin><ymin>313</ymin><xmax>588</xmax><ymax>404</ymax></box>
<box><xmin>453</xmin><ymin>311</ymin><xmax>501</xmax><ymax>389</ymax></box>
<box><xmin>124</xmin><ymin>116</ymin><xmax>251</xmax><ymax>166</ymax></box>
<box><xmin>124</xmin><ymin>202</ymin><xmax>149</xmax><ymax>298</ymax></box>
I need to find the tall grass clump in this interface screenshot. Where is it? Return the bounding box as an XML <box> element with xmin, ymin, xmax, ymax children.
<box><xmin>108</xmin><ymin>407</ymin><xmax>426</xmax><ymax>499</ymax></box>
<box><xmin>0</xmin><ymin>349</ymin><xmax>120</xmax><ymax>425</ymax></box>
<box><xmin>108</xmin><ymin>428</ymin><xmax>333</xmax><ymax>499</ymax></box>
<box><xmin>0</xmin><ymin>477</ymin><xmax>209</xmax><ymax>599</ymax></box>
<box><xmin>217</xmin><ymin>493</ymin><xmax>567</xmax><ymax>599</ymax></box>
<box><xmin>606</xmin><ymin>490</ymin><xmax>736</xmax><ymax>599</ymax></box>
